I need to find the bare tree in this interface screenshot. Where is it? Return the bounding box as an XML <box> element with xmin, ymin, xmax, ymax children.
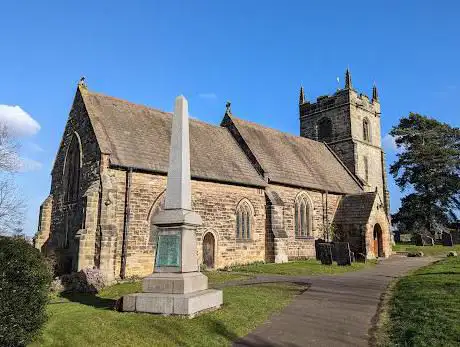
<box><xmin>0</xmin><ymin>124</ymin><xmax>24</xmax><ymax>236</ymax></box>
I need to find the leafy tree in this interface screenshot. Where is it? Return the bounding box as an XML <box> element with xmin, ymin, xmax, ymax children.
<box><xmin>0</xmin><ymin>236</ymin><xmax>52</xmax><ymax>346</ymax></box>
<box><xmin>390</xmin><ymin>113</ymin><xmax>460</xmax><ymax>234</ymax></box>
<box><xmin>0</xmin><ymin>124</ymin><xmax>24</xmax><ymax>235</ymax></box>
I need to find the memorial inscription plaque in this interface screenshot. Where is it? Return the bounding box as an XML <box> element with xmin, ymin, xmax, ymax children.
<box><xmin>156</xmin><ymin>234</ymin><xmax>181</xmax><ymax>268</ymax></box>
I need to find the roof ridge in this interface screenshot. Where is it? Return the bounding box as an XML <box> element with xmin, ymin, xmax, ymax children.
<box><xmin>230</xmin><ymin>114</ymin><xmax>329</xmax><ymax>147</ymax></box>
<box><xmin>84</xmin><ymin>88</ymin><xmax>227</xmax><ymax>130</ymax></box>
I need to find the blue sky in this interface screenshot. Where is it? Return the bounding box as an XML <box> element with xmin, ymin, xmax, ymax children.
<box><xmin>0</xmin><ymin>1</ymin><xmax>459</xmax><ymax>236</ymax></box>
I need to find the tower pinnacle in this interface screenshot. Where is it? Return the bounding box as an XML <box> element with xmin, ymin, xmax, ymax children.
<box><xmin>372</xmin><ymin>83</ymin><xmax>379</xmax><ymax>102</ymax></box>
<box><xmin>345</xmin><ymin>68</ymin><xmax>352</xmax><ymax>89</ymax></box>
<box><xmin>299</xmin><ymin>86</ymin><xmax>305</xmax><ymax>105</ymax></box>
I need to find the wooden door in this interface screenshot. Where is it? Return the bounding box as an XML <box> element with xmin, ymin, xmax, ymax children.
<box><xmin>203</xmin><ymin>233</ymin><xmax>215</xmax><ymax>269</ymax></box>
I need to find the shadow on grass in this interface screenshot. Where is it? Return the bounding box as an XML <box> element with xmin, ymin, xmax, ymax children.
<box><xmin>59</xmin><ymin>292</ymin><xmax>117</xmax><ymax>309</ymax></box>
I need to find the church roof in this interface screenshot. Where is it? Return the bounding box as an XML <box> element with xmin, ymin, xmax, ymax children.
<box><xmin>224</xmin><ymin>115</ymin><xmax>363</xmax><ymax>194</ymax></box>
<box><xmin>80</xmin><ymin>88</ymin><xmax>267</xmax><ymax>187</ymax></box>
<box><xmin>333</xmin><ymin>192</ymin><xmax>377</xmax><ymax>224</ymax></box>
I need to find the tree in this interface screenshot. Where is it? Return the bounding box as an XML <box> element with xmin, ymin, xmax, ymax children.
<box><xmin>0</xmin><ymin>124</ymin><xmax>24</xmax><ymax>235</ymax></box>
<box><xmin>390</xmin><ymin>113</ymin><xmax>460</xmax><ymax>234</ymax></box>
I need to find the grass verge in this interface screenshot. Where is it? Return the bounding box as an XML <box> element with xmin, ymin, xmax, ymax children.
<box><xmin>375</xmin><ymin>256</ymin><xmax>460</xmax><ymax>347</ymax></box>
<box><xmin>231</xmin><ymin>258</ymin><xmax>376</xmax><ymax>276</ymax></box>
<box><xmin>32</xmin><ymin>280</ymin><xmax>304</xmax><ymax>346</ymax></box>
<box><xmin>393</xmin><ymin>243</ymin><xmax>460</xmax><ymax>257</ymax></box>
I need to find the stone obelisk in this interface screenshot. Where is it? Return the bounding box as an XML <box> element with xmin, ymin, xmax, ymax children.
<box><xmin>122</xmin><ymin>96</ymin><xmax>222</xmax><ymax>316</ymax></box>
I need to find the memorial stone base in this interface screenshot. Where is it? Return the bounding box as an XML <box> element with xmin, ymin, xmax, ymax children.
<box><xmin>122</xmin><ymin>272</ymin><xmax>223</xmax><ymax>317</ymax></box>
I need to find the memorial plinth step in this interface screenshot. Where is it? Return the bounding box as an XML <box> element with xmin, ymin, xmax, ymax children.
<box><xmin>142</xmin><ymin>272</ymin><xmax>208</xmax><ymax>294</ymax></box>
<box><xmin>122</xmin><ymin>289</ymin><xmax>223</xmax><ymax>317</ymax></box>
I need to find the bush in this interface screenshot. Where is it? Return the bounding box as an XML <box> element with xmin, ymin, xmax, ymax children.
<box><xmin>59</xmin><ymin>268</ymin><xmax>107</xmax><ymax>293</ymax></box>
<box><xmin>0</xmin><ymin>236</ymin><xmax>52</xmax><ymax>346</ymax></box>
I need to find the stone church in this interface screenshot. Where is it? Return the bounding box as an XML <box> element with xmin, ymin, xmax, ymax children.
<box><xmin>34</xmin><ymin>70</ymin><xmax>391</xmax><ymax>281</ymax></box>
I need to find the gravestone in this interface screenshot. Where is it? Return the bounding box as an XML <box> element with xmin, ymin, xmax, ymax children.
<box><xmin>415</xmin><ymin>233</ymin><xmax>434</xmax><ymax>246</ymax></box>
<box><xmin>315</xmin><ymin>239</ymin><xmax>325</xmax><ymax>260</ymax></box>
<box><xmin>334</xmin><ymin>242</ymin><xmax>353</xmax><ymax>266</ymax></box>
<box><xmin>451</xmin><ymin>230</ymin><xmax>460</xmax><ymax>245</ymax></box>
<box><xmin>317</xmin><ymin>243</ymin><xmax>333</xmax><ymax>265</ymax></box>
<box><xmin>442</xmin><ymin>231</ymin><xmax>453</xmax><ymax>247</ymax></box>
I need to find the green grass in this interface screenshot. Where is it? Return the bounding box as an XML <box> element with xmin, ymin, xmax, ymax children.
<box><xmin>204</xmin><ymin>271</ymin><xmax>253</xmax><ymax>285</ymax></box>
<box><xmin>393</xmin><ymin>243</ymin><xmax>460</xmax><ymax>256</ymax></box>
<box><xmin>230</xmin><ymin>259</ymin><xmax>376</xmax><ymax>276</ymax></box>
<box><xmin>377</xmin><ymin>257</ymin><xmax>460</xmax><ymax>347</ymax></box>
<box><xmin>32</xmin><ymin>280</ymin><xmax>304</xmax><ymax>347</ymax></box>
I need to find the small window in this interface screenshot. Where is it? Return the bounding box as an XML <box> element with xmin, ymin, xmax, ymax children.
<box><xmin>236</xmin><ymin>199</ymin><xmax>253</xmax><ymax>240</ymax></box>
<box><xmin>363</xmin><ymin>118</ymin><xmax>370</xmax><ymax>142</ymax></box>
<box><xmin>318</xmin><ymin>117</ymin><xmax>333</xmax><ymax>142</ymax></box>
<box><xmin>295</xmin><ymin>193</ymin><xmax>313</xmax><ymax>237</ymax></box>
<box><xmin>364</xmin><ymin>156</ymin><xmax>369</xmax><ymax>182</ymax></box>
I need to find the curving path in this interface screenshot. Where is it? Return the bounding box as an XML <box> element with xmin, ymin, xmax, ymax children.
<box><xmin>228</xmin><ymin>256</ymin><xmax>435</xmax><ymax>347</ymax></box>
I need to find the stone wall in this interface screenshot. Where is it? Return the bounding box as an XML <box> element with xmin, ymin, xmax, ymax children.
<box><xmin>45</xmin><ymin>87</ymin><xmax>102</xmax><ymax>274</ymax></box>
<box><xmin>365</xmin><ymin>196</ymin><xmax>391</xmax><ymax>258</ymax></box>
<box><xmin>104</xmin><ymin>169</ymin><xmax>267</xmax><ymax>278</ymax></box>
<box><xmin>34</xmin><ymin>195</ymin><xmax>53</xmax><ymax>252</ymax></box>
<box><xmin>268</xmin><ymin>184</ymin><xmax>341</xmax><ymax>260</ymax></box>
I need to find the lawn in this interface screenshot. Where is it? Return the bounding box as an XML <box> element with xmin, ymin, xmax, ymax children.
<box><xmin>230</xmin><ymin>258</ymin><xmax>376</xmax><ymax>276</ymax></box>
<box><xmin>377</xmin><ymin>256</ymin><xmax>460</xmax><ymax>347</ymax></box>
<box><xmin>393</xmin><ymin>243</ymin><xmax>460</xmax><ymax>256</ymax></box>
<box><xmin>31</xmin><ymin>276</ymin><xmax>304</xmax><ymax>346</ymax></box>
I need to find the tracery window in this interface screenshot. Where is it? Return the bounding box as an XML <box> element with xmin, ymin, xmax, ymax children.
<box><xmin>64</xmin><ymin>135</ymin><xmax>81</xmax><ymax>203</ymax></box>
<box><xmin>236</xmin><ymin>199</ymin><xmax>253</xmax><ymax>240</ymax></box>
<box><xmin>318</xmin><ymin>117</ymin><xmax>333</xmax><ymax>142</ymax></box>
<box><xmin>363</xmin><ymin>118</ymin><xmax>370</xmax><ymax>142</ymax></box>
<box><xmin>294</xmin><ymin>193</ymin><xmax>313</xmax><ymax>237</ymax></box>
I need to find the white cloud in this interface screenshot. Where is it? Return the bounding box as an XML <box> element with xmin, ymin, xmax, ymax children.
<box><xmin>18</xmin><ymin>157</ymin><xmax>43</xmax><ymax>172</ymax></box>
<box><xmin>382</xmin><ymin>134</ymin><xmax>403</xmax><ymax>153</ymax></box>
<box><xmin>0</xmin><ymin>105</ymin><xmax>41</xmax><ymax>137</ymax></box>
<box><xmin>198</xmin><ymin>93</ymin><xmax>217</xmax><ymax>100</ymax></box>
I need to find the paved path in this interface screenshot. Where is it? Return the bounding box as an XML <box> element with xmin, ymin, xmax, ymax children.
<box><xmin>230</xmin><ymin>256</ymin><xmax>435</xmax><ymax>347</ymax></box>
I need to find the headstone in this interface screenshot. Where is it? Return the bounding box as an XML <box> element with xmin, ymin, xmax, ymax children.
<box><xmin>315</xmin><ymin>239</ymin><xmax>325</xmax><ymax>260</ymax></box>
<box><xmin>415</xmin><ymin>233</ymin><xmax>434</xmax><ymax>246</ymax></box>
<box><xmin>442</xmin><ymin>231</ymin><xmax>453</xmax><ymax>247</ymax></box>
<box><xmin>334</xmin><ymin>242</ymin><xmax>353</xmax><ymax>266</ymax></box>
<box><xmin>317</xmin><ymin>243</ymin><xmax>333</xmax><ymax>265</ymax></box>
<box><xmin>451</xmin><ymin>230</ymin><xmax>460</xmax><ymax>245</ymax></box>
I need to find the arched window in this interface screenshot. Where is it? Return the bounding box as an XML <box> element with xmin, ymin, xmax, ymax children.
<box><xmin>294</xmin><ymin>193</ymin><xmax>313</xmax><ymax>237</ymax></box>
<box><xmin>318</xmin><ymin>117</ymin><xmax>332</xmax><ymax>142</ymax></box>
<box><xmin>236</xmin><ymin>199</ymin><xmax>253</xmax><ymax>240</ymax></box>
<box><xmin>363</xmin><ymin>118</ymin><xmax>370</xmax><ymax>142</ymax></box>
<box><xmin>64</xmin><ymin>135</ymin><xmax>81</xmax><ymax>203</ymax></box>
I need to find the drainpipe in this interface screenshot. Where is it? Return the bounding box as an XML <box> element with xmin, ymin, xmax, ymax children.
<box><xmin>120</xmin><ymin>168</ymin><xmax>132</xmax><ymax>279</ymax></box>
<box><xmin>325</xmin><ymin>191</ymin><xmax>329</xmax><ymax>241</ymax></box>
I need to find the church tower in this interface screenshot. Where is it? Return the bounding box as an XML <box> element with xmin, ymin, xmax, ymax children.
<box><xmin>299</xmin><ymin>69</ymin><xmax>390</xmax><ymax>215</ymax></box>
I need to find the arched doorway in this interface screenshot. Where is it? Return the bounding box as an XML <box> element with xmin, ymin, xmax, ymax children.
<box><xmin>373</xmin><ymin>224</ymin><xmax>384</xmax><ymax>257</ymax></box>
<box><xmin>203</xmin><ymin>233</ymin><xmax>215</xmax><ymax>269</ymax></box>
